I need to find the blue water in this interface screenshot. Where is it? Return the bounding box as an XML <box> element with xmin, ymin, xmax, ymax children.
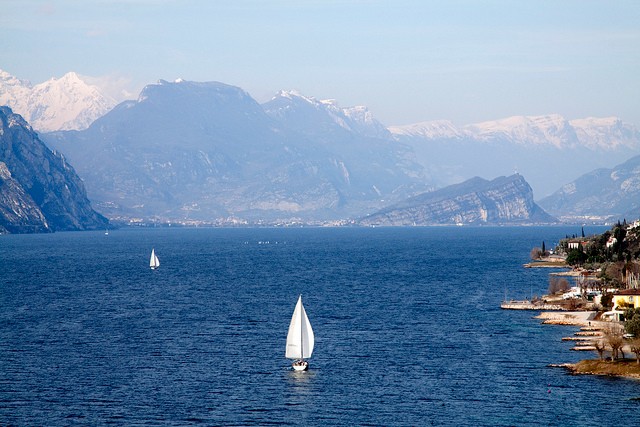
<box><xmin>1</xmin><ymin>226</ymin><xmax>639</xmax><ymax>426</ymax></box>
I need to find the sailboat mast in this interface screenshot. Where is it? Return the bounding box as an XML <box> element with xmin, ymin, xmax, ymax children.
<box><xmin>299</xmin><ymin>296</ymin><xmax>304</xmax><ymax>360</ymax></box>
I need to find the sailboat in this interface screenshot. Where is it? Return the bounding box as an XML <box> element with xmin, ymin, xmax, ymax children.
<box><xmin>286</xmin><ymin>295</ymin><xmax>314</xmax><ymax>371</ymax></box>
<box><xmin>149</xmin><ymin>248</ymin><xmax>160</xmax><ymax>270</ymax></box>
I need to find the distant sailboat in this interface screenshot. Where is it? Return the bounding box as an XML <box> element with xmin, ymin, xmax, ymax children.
<box><xmin>149</xmin><ymin>248</ymin><xmax>160</xmax><ymax>270</ymax></box>
<box><xmin>286</xmin><ymin>295</ymin><xmax>314</xmax><ymax>371</ymax></box>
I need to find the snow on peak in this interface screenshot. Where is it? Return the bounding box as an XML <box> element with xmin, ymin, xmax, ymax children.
<box><xmin>463</xmin><ymin>114</ymin><xmax>578</xmax><ymax>148</ymax></box>
<box><xmin>0</xmin><ymin>69</ymin><xmax>32</xmax><ymax>109</ymax></box>
<box><xmin>569</xmin><ymin>117</ymin><xmax>640</xmax><ymax>150</ymax></box>
<box><xmin>343</xmin><ymin>105</ymin><xmax>390</xmax><ymax>138</ymax></box>
<box><xmin>320</xmin><ymin>98</ymin><xmax>339</xmax><ymax>107</ymax></box>
<box><xmin>390</xmin><ymin>114</ymin><xmax>640</xmax><ymax>151</ymax></box>
<box><xmin>272</xmin><ymin>90</ymin><xmax>319</xmax><ymax>105</ymax></box>
<box><xmin>57</xmin><ymin>71</ymin><xmax>82</xmax><ymax>82</ymax></box>
<box><xmin>0</xmin><ymin>69</ymin><xmax>32</xmax><ymax>88</ymax></box>
<box><xmin>266</xmin><ymin>90</ymin><xmax>389</xmax><ymax>138</ymax></box>
<box><xmin>0</xmin><ymin>70</ymin><xmax>116</xmax><ymax>132</ymax></box>
<box><xmin>389</xmin><ymin>120</ymin><xmax>467</xmax><ymax>139</ymax></box>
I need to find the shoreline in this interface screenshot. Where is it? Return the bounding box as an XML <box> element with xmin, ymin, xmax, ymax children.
<box><xmin>535</xmin><ymin>311</ymin><xmax>596</xmax><ymax>326</ymax></box>
<box><xmin>551</xmin><ymin>360</ymin><xmax>640</xmax><ymax>380</ymax></box>
<box><xmin>523</xmin><ymin>261</ymin><xmax>568</xmax><ymax>268</ymax></box>
<box><xmin>538</xmin><ymin>311</ymin><xmax>640</xmax><ymax>379</ymax></box>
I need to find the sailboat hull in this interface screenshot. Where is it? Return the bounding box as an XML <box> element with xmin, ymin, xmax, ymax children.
<box><xmin>292</xmin><ymin>360</ymin><xmax>308</xmax><ymax>371</ymax></box>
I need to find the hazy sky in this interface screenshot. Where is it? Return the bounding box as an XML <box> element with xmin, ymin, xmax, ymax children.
<box><xmin>2</xmin><ymin>0</ymin><xmax>639</xmax><ymax>126</ymax></box>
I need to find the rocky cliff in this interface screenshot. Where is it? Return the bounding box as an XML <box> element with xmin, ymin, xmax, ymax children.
<box><xmin>359</xmin><ymin>174</ymin><xmax>557</xmax><ymax>226</ymax></box>
<box><xmin>0</xmin><ymin>161</ymin><xmax>50</xmax><ymax>233</ymax></box>
<box><xmin>0</xmin><ymin>107</ymin><xmax>108</xmax><ymax>233</ymax></box>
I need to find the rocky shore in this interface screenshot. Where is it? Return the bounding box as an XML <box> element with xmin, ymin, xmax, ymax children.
<box><xmin>552</xmin><ymin>360</ymin><xmax>640</xmax><ymax>379</ymax></box>
<box><xmin>539</xmin><ymin>311</ymin><xmax>640</xmax><ymax>380</ymax></box>
<box><xmin>535</xmin><ymin>311</ymin><xmax>596</xmax><ymax>326</ymax></box>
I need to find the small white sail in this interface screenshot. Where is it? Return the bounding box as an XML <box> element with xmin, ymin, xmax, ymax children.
<box><xmin>286</xmin><ymin>295</ymin><xmax>314</xmax><ymax>360</ymax></box>
<box><xmin>150</xmin><ymin>248</ymin><xmax>160</xmax><ymax>269</ymax></box>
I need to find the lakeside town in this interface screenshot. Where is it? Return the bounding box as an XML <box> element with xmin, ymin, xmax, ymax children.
<box><xmin>503</xmin><ymin>219</ymin><xmax>640</xmax><ymax>378</ymax></box>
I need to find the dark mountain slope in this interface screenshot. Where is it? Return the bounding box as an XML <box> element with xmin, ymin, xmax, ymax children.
<box><xmin>0</xmin><ymin>107</ymin><xmax>108</xmax><ymax>232</ymax></box>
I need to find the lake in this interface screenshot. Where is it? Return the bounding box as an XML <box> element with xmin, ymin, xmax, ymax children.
<box><xmin>1</xmin><ymin>226</ymin><xmax>639</xmax><ymax>426</ymax></box>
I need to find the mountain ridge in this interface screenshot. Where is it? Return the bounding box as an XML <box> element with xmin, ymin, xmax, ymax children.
<box><xmin>43</xmin><ymin>79</ymin><xmax>429</xmax><ymax>223</ymax></box>
<box><xmin>538</xmin><ymin>154</ymin><xmax>640</xmax><ymax>220</ymax></box>
<box><xmin>359</xmin><ymin>174</ymin><xmax>557</xmax><ymax>226</ymax></box>
<box><xmin>4</xmin><ymin>69</ymin><xmax>639</xmax><ymax>221</ymax></box>
<box><xmin>390</xmin><ymin>115</ymin><xmax>640</xmax><ymax>150</ymax></box>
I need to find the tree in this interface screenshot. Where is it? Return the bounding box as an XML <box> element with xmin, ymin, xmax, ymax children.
<box><xmin>594</xmin><ymin>339</ymin><xmax>606</xmax><ymax>361</ymax></box>
<box><xmin>600</xmin><ymin>293</ymin><xmax>613</xmax><ymax>310</ymax></box>
<box><xmin>630</xmin><ymin>338</ymin><xmax>640</xmax><ymax>365</ymax></box>
<box><xmin>542</xmin><ymin>241</ymin><xmax>546</xmax><ymax>254</ymax></box>
<box><xmin>548</xmin><ymin>277</ymin><xmax>570</xmax><ymax>295</ymax></box>
<box><xmin>605</xmin><ymin>330</ymin><xmax>625</xmax><ymax>360</ymax></box>
<box><xmin>558</xmin><ymin>277</ymin><xmax>570</xmax><ymax>293</ymax></box>
<box><xmin>624</xmin><ymin>308</ymin><xmax>640</xmax><ymax>337</ymax></box>
<box><xmin>602</xmin><ymin>262</ymin><xmax>626</xmax><ymax>287</ymax></box>
<box><xmin>613</xmin><ymin>226</ymin><xmax>628</xmax><ymax>260</ymax></box>
<box><xmin>530</xmin><ymin>247</ymin><xmax>542</xmax><ymax>260</ymax></box>
<box><xmin>566</xmin><ymin>247</ymin><xmax>587</xmax><ymax>266</ymax></box>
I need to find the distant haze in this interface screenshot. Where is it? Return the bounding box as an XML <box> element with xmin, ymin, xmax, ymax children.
<box><xmin>35</xmin><ymin>78</ymin><xmax>639</xmax><ymax>224</ymax></box>
<box><xmin>2</xmin><ymin>68</ymin><xmax>638</xmax><ymax>202</ymax></box>
<box><xmin>1</xmin><ymin>1</ymin><xmax>638</xmax><ymax>127</ymax></box>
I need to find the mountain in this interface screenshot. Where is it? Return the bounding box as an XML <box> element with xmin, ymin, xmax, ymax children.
<box><xmin>43</xmin><ymin>80</ymin><xmax>428</xmax><ymax>223</ymax></box>
<box><xmin>0</xmin><ymin>161</ymin><xmax>50</xmax><ymax>233</ymax></box>
<box><xmin>390</xmin><ymin>115</ymin><xmax>640</xmax><ymax>198</ymax></box>
<box><xmin>359</xmin><ymin>174</ymin><xmax>557</xmax><ymax>226</ymax></box>
<box><xmin>0</xmin><ymin>69</ymin><xmax>116</xmax><ymax>132</ymax></box>
<box><xmin>0</xmin><ymin>107</ymin><xmax>109</xmax><ymax>233</ymax></box>
<box><xmin>263</xmin><ymin>90</ymin><xmax>391</xmax><ymax>139</ymax></box>
<box><xmin>262</xmin><ymin>90</ymin><xmax>426</xmax><ymax>202</ymax></box>
<box><xmin>538</xmin><ymin>154</ymin><xmax>640</xmax><ymax>221</ymax></box>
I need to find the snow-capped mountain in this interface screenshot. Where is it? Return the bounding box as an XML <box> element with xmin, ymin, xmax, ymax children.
<box><xmin>390</xmin><ymin>114</ymin><xmax>640</xmax><ymax>150</ymax></box>
<box><xmin>5</xmin><ymin>66</ymin><xmax>639</xmax><ymax>215</ymax></box>
<box><xmin>466</xmin><ymin>115</ymin><xmax>580</xmax><ymax>148</ymax></box>
<box><xmin>391</xmin><ymin>114</ymin><xmax>640</xmax><ymax>198</ymax></box>
<box><xmin>569</xmin><ymin>117</ymin><xmax>640</xmax><ymax>150</ymax></box>
<box><xmin>0</xmin><ymin>69</ymin><xmax>116</xmax><ymax>132</ymax></box>
<box><xmin>389</xmin><ymin>120</ymin><xmax>466</xmax><ymax>140</ymax></box>
<box><xmin>0</xmin><ymin>71</ymin><xmax>31</xmax><ymax>108</ymax></box>
<box><xmin>263</xmin><ymin>90</ymin><xmax>390</xmax><ymax>139</ymax></box>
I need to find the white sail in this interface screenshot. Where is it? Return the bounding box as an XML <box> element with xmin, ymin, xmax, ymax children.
<box><xmin>286</xmin><ymin>295</ymin><xmax>314</xmax><ymax>360</ymax></box>
<box><xmin>150</xmin><ymin>248</ymin><xmax>160</xmax><ymax>269</ymax></box>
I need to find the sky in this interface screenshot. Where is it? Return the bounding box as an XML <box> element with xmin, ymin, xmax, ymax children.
<box><xmin>1</xmin><ymin>0</ymin><xmax>639</xmax><ymax>127</ymax></box>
